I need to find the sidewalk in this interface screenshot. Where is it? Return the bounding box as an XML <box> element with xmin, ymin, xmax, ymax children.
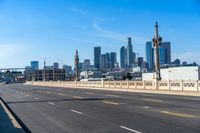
<box><xmin>66</xmin><ymin>86</ymin><xmax>200</xmax><ymax>97</ymax></box>
<box><xmin>0</xmin><ymin>98</ymin><xmax>25</xmax><ymax>133</ymax></box>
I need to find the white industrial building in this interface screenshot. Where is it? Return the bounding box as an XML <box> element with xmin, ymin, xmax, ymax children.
<box><xmin>142</xmin><ymin>66</ymin><xmax>200</xmax><ymax>80</ymax></box>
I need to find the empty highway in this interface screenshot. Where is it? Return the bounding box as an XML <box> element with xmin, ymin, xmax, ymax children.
<box><xmin>0</xmin><ymin>84</ymin><xmax>200</xmax><ymax>133</ymax></box>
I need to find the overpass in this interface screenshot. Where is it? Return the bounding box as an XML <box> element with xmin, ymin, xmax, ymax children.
<box><xmin>0</xmin><ymin>68</ymin><xmax>25</xmax><ymax>71</ymax></box>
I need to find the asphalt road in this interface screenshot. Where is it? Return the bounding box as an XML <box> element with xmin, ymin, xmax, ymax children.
<box><xmin>0</xmin><ymin>84</ymin><xmax>200</xmax><ymax>133</ymax></box>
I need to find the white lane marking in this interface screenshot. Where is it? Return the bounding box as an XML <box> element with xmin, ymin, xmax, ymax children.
<box><xmin>47</xmin><ymin>102</ymin><xmax>55</xmax><ymax>105</ymax></box>
<box><xmin>26</xmin><ymin>94</ymin><xmax>30</xmax><ymax>97</ymax></box>
<box><xmin>183</xmin><ymin>97</ymin><xmax>200</xmax><ymax>101</ymax></box>
<box><xmin>34</xmin><ymin>97</ymin><xmax>39</xmax><ymax>100</ymax></box>
<box><xmin>141</xmin><ymin>94</ymin><xmax>153</xmax><ymax>96</ymax></box>
<box><xmin>70</xmin><ymin>109</ymin><xmax>83</xmax><ymax>115</ymax></box>
<box><xmin>143</xmin><ymin>106</ymin><xmax>150</xmax><ymax>109</ymax></box>
<box><xmin>105</xmin><ymin>94</ymin><xmax>119</xmax><ymax>97</ymax></box>
<box><xmin>120</xmin><ymin>126</ymin><xmax>142</xmax><ymax>133</ymax></box>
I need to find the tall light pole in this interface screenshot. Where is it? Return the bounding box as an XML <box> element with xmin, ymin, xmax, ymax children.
<box><xmin>75</xmin><ymin>50</ymin><xmax>79</xmax><ymax>81</ymax></box>
<box><xmin>43</xmin><ymin>58</ymin><xmax>46</xmax><ymax>81</ymax></box>
<box><xmin>152</xmin><ymin>22</ymin><xmax>162</xmax><ymax>80</ymax></box>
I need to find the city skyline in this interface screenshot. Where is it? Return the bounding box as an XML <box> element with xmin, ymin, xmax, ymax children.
<box><xmin>0</xmin><ymin>0</ymin><xmax>200</xmax><ymax>68</ymax></box>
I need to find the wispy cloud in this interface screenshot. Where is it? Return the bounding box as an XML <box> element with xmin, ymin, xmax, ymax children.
<box><xmin>0</xmin><ymin>43</ymin><xmax>34</xmax><ymax>68</ymax></box>
<box><xmin>0</xmin><ymin>44</ymin><xmax>28</xmax><ymax>58</ymax></box>
<box><xmin>68</xmin><ymin>7</ymin><xmax>86</xmax><ymax>15</ymax></box>
<box><xmin>92</xmin><ymin>20</ymin><xmax>148</xmax><ymax>44</ymax></box>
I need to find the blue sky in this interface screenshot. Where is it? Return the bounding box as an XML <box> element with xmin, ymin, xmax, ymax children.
<box><xmin>0</xmin><ymin>0</ymin><xmax>200</xmax><ymax>68</ymax></box>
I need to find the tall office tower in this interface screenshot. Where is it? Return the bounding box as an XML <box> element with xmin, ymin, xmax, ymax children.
<box><xmin>31</xmin><ymin>61</ymin><xmax>39</xmax><ymax>70</ymax></box>
<box><xmin>105</xmin><ymin>53</ymin><xmax>110</xmax><ymax>69</ymax></box>
<box><xmin>110</xmin><ymin>52</ymin><xmax>117</xmax><ymax>69</ymax></box>
<box><xmin>100</xmin><ymin>54</ymin><xmax>107</xmax><ymax>70</ymax></box>
<box><xmin>159</xmin><ymin>47</ymin><xmax>167</xmax><ymax>65</ymax></box>
<box><xmin>161</xmin><ymin>42</ymin><xmax>171</xmax><ymax>64</ymax></box>
<box><xmin>53</xmin><ymin>62</ymin><xmax>59</xmax><ymax>69</ymax></box>
<box><xmin>83</xmin><ymin>59</ymin><xmax>91</xmax><ymax>66</ymax></box>
<box><xmin>94</xmin><ymin>47</ymin><xmax>101</xmax><ymax>69</ymax></box>
<box><xmin>132</xmin><ymin>52</ymin><xmax>136</xmax><ymax>64</ymax></box>
<box><xmin>137</xmin><ymin>57</ymin><xmax>144</xmax><ymax>67</ymax></box>
<box><xmin>63</xmin><ymin>65</ymin><xmax>72</xmax><ymax>76</ymax></box>
<box><xmin>82</xmin><ymin>59</ymin><xmax>91</xmax><ymax>71</ymax></box>
<box><xmin>120</xmin><ymin>46</ymin><xmax>126</xmax><ymax>68</ymax></box>
<box><xmin>125</xmin><ymin>48</ymin><xmax>127</xmax><ymax>67</ymax></box>
<box><xmin>126</xmin><ymin>37</ymin><xmax>134</xmax><ymax>67</ymax></box>
<box><xmin>146</xmin><ymin>41</ymin><xmax>154</xmax><ymax>71</ymax></box>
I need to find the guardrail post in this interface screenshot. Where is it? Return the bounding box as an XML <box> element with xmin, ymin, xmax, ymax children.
<box><xmin>114</xmin><ymin>81</ymin><xmax>116</xmax><ymax>88</ymax></box>
<box><xmin>135</xmin><ymin>81</ymin><xmax>137</xmax><ymax>89</ymax></box>
<box><xmin>169</xmin><ymin>80</ymin><xmax>171</xmax><ymax>91</ymax></box>
<box><xmin>167</xmin><ymin>80</ymin><xmax>169</xmax><ymax>91</ymax></box>
<box><xmin>101</xmin><ymin>80</ymin><xmax>104</xmax><ymax>88</ymax></box>
<box><xmin>197</xmin><ymin>80</ymin><xmax>199</xmax><ymax>92</ymax></box>
<box><xmin>127</xmin><ymin>80</ymin><xmax>129</xmax><ymax>89</ymax></box>
<box><xmin>120</xmin><ymin>81</ymin><xmax>122</xmax><ymax>88</ymax></box>
<box><xmin>144</xmin><ymin>80</ymin><xmax>146</xmax><ymax>89</ymax></box>
<box><xmin>75</xmin><ymin>80</ymin><xmax>77</xmax><ymax>87</ymax></box>
<box><xmin>181</xmin><ymin>80</ymin><xmax>184</xmax><ymax>91</ymax></box>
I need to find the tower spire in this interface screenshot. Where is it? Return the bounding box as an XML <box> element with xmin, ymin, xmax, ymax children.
<box><xmin>75</xmin><ymin>49</ymin><xmax>79</xmax><ymax>81</ymax></box>
<box><xmin>153</xmin><ymin>21</ymin><xmax>162</xmax><ymax>80</ymax></box>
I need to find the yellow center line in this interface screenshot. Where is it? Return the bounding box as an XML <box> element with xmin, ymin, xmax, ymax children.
<box><xmin>161</xmin><ymin>111</ymin><xmax>197</xmax><ymax>118</ymax></box>
<box><xmin>105</xmin><ymin>94</ymin><xmax>119</xmax><ymax>97</ymax></box>
<box><xmin>102</xmin><ymin>100</ymin><xmax>123</xmax><ymax>105</ymax></box>
<box><xmin>85</xmin><ymin>92</ymin><xmax>94</xmax><ymax>95</ymax></box>
<box><xmin>46</xmin><ymin>91</ymin><xmax>52</xmax><ymax>94</ymax></box>
<box><xmin>58</xmin><ymin>93</ymin><xmax>65</xmax><ymax>96</ymax></box>
<box><xmin>72</xmin><ymin>96</ymin><xmax>84</xmax><ymax>99</ymax></box>
<box><xmin>143</xmin><ymin>98</ymin><xmax>164</xmax><ymax>103</ymax></box>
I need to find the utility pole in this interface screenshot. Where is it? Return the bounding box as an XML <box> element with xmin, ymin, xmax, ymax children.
<box><xmin>152</xmin><ymin>22</ymin><xmax>162</xmax><ymax>80</ymax></box>
<box><xmin>43</xmin><ymin>58</ymin><xmax>46</xmax><ymax>81</ymax></box>
<box><xmin>75</xmin><ymin>50</ymin><xmax>79</xmax><ymax>81</ymax></box>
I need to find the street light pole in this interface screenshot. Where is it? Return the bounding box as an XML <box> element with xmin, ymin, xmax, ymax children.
<box><xmin>152</xmin><ymin>22</ymin><xmax>162</xmax><ymax>80</ymax></box>
<box><xmin>43</xmin><ymin>58</ymin><xmax>46</xmax><ymax>81</ymax></box>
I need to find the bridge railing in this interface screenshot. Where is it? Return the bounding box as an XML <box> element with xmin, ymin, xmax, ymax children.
<box><xmin>26</xmin><ymin>80</ymin><xmax>200</xmax><ymax>92</ymax></box>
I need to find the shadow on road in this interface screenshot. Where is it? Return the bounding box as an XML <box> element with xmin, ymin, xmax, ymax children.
<box><xmin>6</xmin><ymin>98</ymin><xmax>108</xmax><ymax>104</ymax></box>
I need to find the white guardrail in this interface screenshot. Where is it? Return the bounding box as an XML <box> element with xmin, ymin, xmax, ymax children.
<box><xmin>26</xmin><ymin>80</ymin><xmax>200</xmax><ymax>92</ymax></box>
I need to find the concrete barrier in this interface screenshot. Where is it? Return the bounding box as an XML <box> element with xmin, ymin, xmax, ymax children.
<box><xmin>26</xmin><ymin>80</ymin><xmax>200</xmax><ymax>92</ymax></box>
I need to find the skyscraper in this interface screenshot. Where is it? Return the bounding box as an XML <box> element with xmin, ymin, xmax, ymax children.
<box><xmin>105</xmin><ymin>53</ymin><xmax>110</xmax><ymax>69</ymax></box>
<box><xmin>120</xmin><ymin>46</ymin><xmax>126</xmax><ymax>68</ymax></box>
<box><xmin>100</xmin><ymin>54</ymin><xmax>106</xmax><ymax>70</ymax></box>
<box><xmin>53</xmin><ymin>62</ymin><xmax>59</xmax><ymax>69</ymax></box>
<box><xmin>127</xmin><ymin>37</ymin><xmax>134</xmax><ymax>67</ymax></box>
<box><xmin>159</xmin><ymin>47</ymin><xmax>167</xmax><ymax>65</ymax></box>
<box><xmin>137</xmin><ymin>57</ymin><xmax>144</xmax><ymax>67</ymax></box>
<box><xmin>94</xmin><ymin>47</ymin><xmax>101</xmax><ymax>69</ymax></box>
<box><xmin>146</xmin><ymin>41</ymin><xmax>154</xmax><ymax>71</ymax></box>
<box><xmin>161</xmin><ymin>42</ymin><xmax>171</xmax><ymax>64</ymax></box>
<box><xmin>110</xmin><ymin>52</ymin><xmax>117</xmax><ymax>69</ymax></box>
<box><xmin>31</xmin><ymin>61</ymin><xmax>39</xmax><ymax>70</ymax></box>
